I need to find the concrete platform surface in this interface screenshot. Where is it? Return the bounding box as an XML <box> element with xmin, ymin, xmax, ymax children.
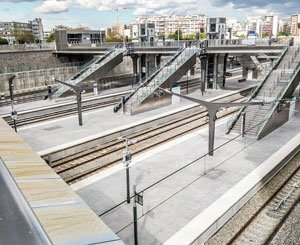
<box><xmin>18</xmin><ymin>89</ymin><xmax>234</xmax><ymax>152</ymax></box>
<box><xmin>74</xmin><ymin>103</ymin><xmax>300</xmax><ymax>244</ymax></box>
<box><xmin>0</xmin><ymin>85</ymin><xmax>133</xmax><ymax>116</ymax></box>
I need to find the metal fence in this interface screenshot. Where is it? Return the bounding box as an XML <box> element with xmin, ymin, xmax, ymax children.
<box><xmin>63</xmin><ymin>38</ymin><xmax>290</xmax><ymax>50</ymax></box>
<box><xmin>0</xmin><ymin>61</ymin><xmax>84</xmax><ymax>74</ymax></box>
<box><xmin>0</xmin><ymin>43</ymin><xmax>56</xmax><ymax>52</ymax></box>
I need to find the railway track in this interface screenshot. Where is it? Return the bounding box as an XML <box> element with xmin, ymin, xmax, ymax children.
<box><xmin>47</xmin><ymin>92</ymin><xmax>248</xmax><ymax>185</ymax></box>
<box><xmin>228</xmin><ymin>165</ymin><xmax>300</xmax><ymax>244</ymax></box>
<box><xmin>2</xmin><ymin>79</ymin><xmax>203</xmax><ymax>127</ymax></box>
<box><xmin>0</xmin><ymin>93</ymin><xmax>47</xmax><ymax>107</ymax></box>
<box><xmin>1</xmin><ymin>92</ymin><xmax>130</xmax><ymax>127</ymax></box>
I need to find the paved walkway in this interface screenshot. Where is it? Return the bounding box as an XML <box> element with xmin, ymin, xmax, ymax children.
<box><xmin>74</xmin><ymin>102</ymin><xmax>300</xmax><ymax>244</ymax></box>
<box><xmin>17</xmin><ymin>89</ymin><xmax>234</xmax><ymax>152</ymax></box>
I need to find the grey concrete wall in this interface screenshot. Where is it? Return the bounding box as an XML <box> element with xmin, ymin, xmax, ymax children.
<box><xmin>0</xmin><ymin>66</ymin><xmax>77</xmax><ymax>93</ymax></box>
<box><xmin>105</xmin><ymin>56</ymin><xmax>133</xmax><ymax>77</ymax></box>
<box><xmin>0</xmin><ymin>50</ymin><xmax>66</xmax><ymax>69</ymax></box>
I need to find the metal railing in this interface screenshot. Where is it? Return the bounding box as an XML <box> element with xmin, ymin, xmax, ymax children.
<box><xmin>257</xmin><ymin>58</ymin><xmax>300</xmax><ymax>137</ymax></box>
<box><xmin>0</xmin><ymin>43</ymin><xmax>56</xmax><ymax>52</ymax></box>
<box><xmin>226</xmin><ymin>45</ymin><xmax>289</xmax><ymax>133</ymax></box>
<box><xmin>53</xmin><ymin>47</ymin><xmax>126</xmax><ymax>97</ymax></box>
<box><xmin>63</xmin><ymin>38</ymin><xmax>289</xmax><ymax>51</ymax></box>
<box><xmin>130</xmin><ymin>47</ymin><xmax>198</xmax><ymax>108</ymax></box>
<box><xmin>0</xmin><ymin>61</ymin><xmax>83</xmax><ymax>74</ymax></box>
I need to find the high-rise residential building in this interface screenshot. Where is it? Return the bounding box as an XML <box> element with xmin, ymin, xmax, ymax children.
<box><xmin>226</xmin><ymin>17</ymin><xmax>247</xmax><ymax>37</ymax></box>
<box><xmin>135</xmin><ymin>14</ymin><xmax>206</xmax><ymax>38</ymax></box>
<box><xmin>291</xmin><ymin>14</ymin><xmax>300</xmax><ymax>36</ymax></box>
<box><xmin>0</xmin><ymin>18</ymin><xmax>44</xmax><ymax>43</ymax></box>
<box><xmin>30</xmin><ymin>18</ymin><xmax>44</xmax><ymax>42</ymax></box>
<box><xmin>283</xmin><ymin>20</ymin><xmax>292</xmax><ymax>34</ymax></box>
<box><xmin>246</xmin><ymin>15</ymin><xmax>279</xmax><ymax>37</ymax></box>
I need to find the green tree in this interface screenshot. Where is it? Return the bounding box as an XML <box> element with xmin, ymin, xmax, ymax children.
<box><xmin>55</xmin><ymin>25</ymin><xmax>69</xmax><ymax>30</ymax></box>
<box><xmin>199</xmin><ymin>33</ymin><xmax>206</xmax><ymax>39</ymax></box>
<box><xmin>0</xmin><ymin>38</ymin><xmax>8</xmax><ymax>45</ymax></box>
<box><xmin>168</xmin><ymin>29</ymin><xmax>183</xmax><ymax>40</ymax></box>
<box><xmin>235</xmin><ymin>33</ymin><xmax>245</xmax><ymax>38</ymax></box>
<box><xmin>262</xmin><ymin>32</ymin><xmax>269</xmax><ymax>38</ymax></box>
<box><xmin>68</xmin><ymin>25</ymin><xmax>90</xmax><ymax>31</ymax></box>
<box><xmin>183</xmin><ymin>34</ymin><xmax>195</xmax><ymax>40</ymax></box>
<box><xmin>46</xmin><ymin>32</ymin><xmax>55</xmax><ymax>43</ymax></box>
<box><xmin>277</xmin><ymin>31</ymin><xmax>291</xmax><ymax>37</ymax></box>
<box><xmin>105</xmin><ymin>35</ymin><xmax>123</xmax><ymax>42</ymax></box>
<box><xmin>13</xmin><ymin>28</ymin><xmax>35</xmax><ymax>43</ymax></box>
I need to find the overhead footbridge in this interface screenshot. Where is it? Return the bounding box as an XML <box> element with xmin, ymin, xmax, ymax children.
<box><xmin>54</xmin><ymin>40</ymin><xmax>285</xmax><ymax>56</ymax></box>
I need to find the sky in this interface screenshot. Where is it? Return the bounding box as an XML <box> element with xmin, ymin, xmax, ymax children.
<box><xmin>0</xmin><ymin>0</ymin><xmax>298</xmax><ymax>30</ymax></box>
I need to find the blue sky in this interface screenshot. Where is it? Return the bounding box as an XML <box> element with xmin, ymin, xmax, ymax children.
<box><xmin>0</xmin><ymin>0</ymin><xmax>298</xmax><ymax>30</ymax></box>
<box><xmin>0</xmin><ymin>1</ymin><xmax>135</xmax><ymax>30</ymax></box>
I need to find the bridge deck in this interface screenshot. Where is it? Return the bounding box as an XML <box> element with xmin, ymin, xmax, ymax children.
<box><xmin>53</xmin><ymin>45</ymin><xmax>285</xmax><ymax>56</ymax></box>
<box><xmin>0</xmin><ymin>118</ymin><xmax>122</xmax><ymax>245</ymax></box>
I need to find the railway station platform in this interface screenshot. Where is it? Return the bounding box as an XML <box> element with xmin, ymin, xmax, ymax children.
<box><xmin>72</xmin><ymin>101</ymin><xmax>300</xmax><ymax>244</ymax></box>
<box><xmin>0</xmin><ymin>85</ymin><xmax>133</xmax><ymax>116</ymax></box>
<box><xmin>0</xmin><ymin>118</ymin><xmax>122</xmax><ymax>244</ymax></box>
<box><xmin>18</xmin><ymin>88</ymin><xmax>240</xmax><ymax>153</ymax></box>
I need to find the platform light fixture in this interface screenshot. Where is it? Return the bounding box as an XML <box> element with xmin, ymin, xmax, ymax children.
<box><xmin>118</xmin><ymin>136</ymin><xmax>137</xmax><ymax>203</ymax></box>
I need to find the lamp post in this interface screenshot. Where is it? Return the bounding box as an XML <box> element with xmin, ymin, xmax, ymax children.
<box><xmin>118</xmin><ymin>136</ymin><xmax>137</xmax><ymax>203</ymax></box>
<box><xmin>8</xmin><ymin>75</ymin><xmax>16</xmax><ymax>102</ymax></box>
<box><xmin>8</xmin><ymin>75</ymin><xmax>17</xmax><ymax>132</ymax></box>
<box><xmin>11</xmin><ymin>102</ymin><xmax>17</xmax><ymax>132</ymax></box>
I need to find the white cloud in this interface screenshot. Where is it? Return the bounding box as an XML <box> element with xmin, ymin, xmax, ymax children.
<box><xmin>34</xmin><ymin>0</ymin><xmax>72</xmax><ymax>14</ymax></box>
<box><xmin>32</xmin><ymin>0</ymin><xmax>298</xmax><ymax>18</ymax></box>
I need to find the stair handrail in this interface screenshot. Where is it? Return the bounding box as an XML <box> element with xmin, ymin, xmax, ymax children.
<box><xmin>51</xmin><ymin>48</ymin><xmax>115</xmax><ymax>95</ymax></box>
<box><xmin>74</xmin><ymin>47</ymin><xmax>126</xmax><ymax>81</ymax></box>
<box><xmin>52</xmin><ymin>47</ymin><xmax>126</xmax><ymax>96</ymax></box>
<box><xmin>257</xmin><ymin>60</ymin><xmax>300</xmax><ymax>138</ymax></box>
<box><xmin>226</xmin><ymin>45</ymin><xmax>289</xmax><ymax>134</ymax></box>
<box><xmin>71</xmin><ymin>47</ymin><xmax>116</xmax><ymax>80</ymax></box>
<box><xmin>113</xmin><ymin>46</ymin><xmax>186</xmax><ymax>112</ymax></box>
<box><xmin>132</xmin><ymin>45</ymin><xmax>205</xmax><ymax>109</ymax></box>
<box><xmin>129</xmin><ymin>47</ymin><xmax>199</xmax><ymax>110</ymax></box>
<box><xmin>114</xmin><ymin>41</ymin><xmax>205</xmax><ymax>112</ymax></box>
<box><xmin>146</xmin><ymin>47</ymin><xmax>198</xmax><ymax>90</ymax></box>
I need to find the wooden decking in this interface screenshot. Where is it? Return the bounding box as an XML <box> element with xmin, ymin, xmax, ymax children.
<box><xmin>0</xmin><ymin>118</ymin><xmax>122</xmax><ymax>245</ymax></box>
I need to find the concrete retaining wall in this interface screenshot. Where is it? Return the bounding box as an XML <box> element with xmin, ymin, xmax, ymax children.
<box><xmin>0</xmin><ymin>50</ymin><xmax>66</xmax><ymax>69</ymax></box>
<box><xmin>0</xmin><ymin>66</ymin><xmax>78</xmax><ymax>93</ymax></box>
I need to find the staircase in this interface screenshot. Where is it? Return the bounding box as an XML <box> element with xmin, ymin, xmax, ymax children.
<box><xmin>52</xmin><ymin>47</ymin><xmax>126</xmax><ymax>98</ymax></box>
<box><xmin>114</xmin><ymin>46</ymin><xmax>198</xmax><ymax>114</ymax></box>
<box><xmin>227</xmin><ymin>45</ymin><xmax>300</xmax><ymax>137</ymax></box>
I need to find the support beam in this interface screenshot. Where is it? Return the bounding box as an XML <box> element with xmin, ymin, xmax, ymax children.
<box><xmin>200</xmin><ymin>55</ymin><xmax>208</xmax><ymax>95</ymax></box>
<box><xmin>156</xmin><ymin>54</ymin><xmax>162</xmax><ymax>67</ymax></box>
<box><xmin>131</xmin><ymin>54</ymin><xmax>139</xmax><ymax>85</ymax></box>
<box><xmin>223</xmin><ymin>53</ymin><xmax>228</xmax><ymax>88</ymax></box>
<box><xmin>213</xmin><ymin>54</ymin><xmax>219</xmax><ymax>90</ymax></box>
<box><xmin>159</xmin><ymin>87</ymin><xmax>264</xmax><ymax>156</ymax></box>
